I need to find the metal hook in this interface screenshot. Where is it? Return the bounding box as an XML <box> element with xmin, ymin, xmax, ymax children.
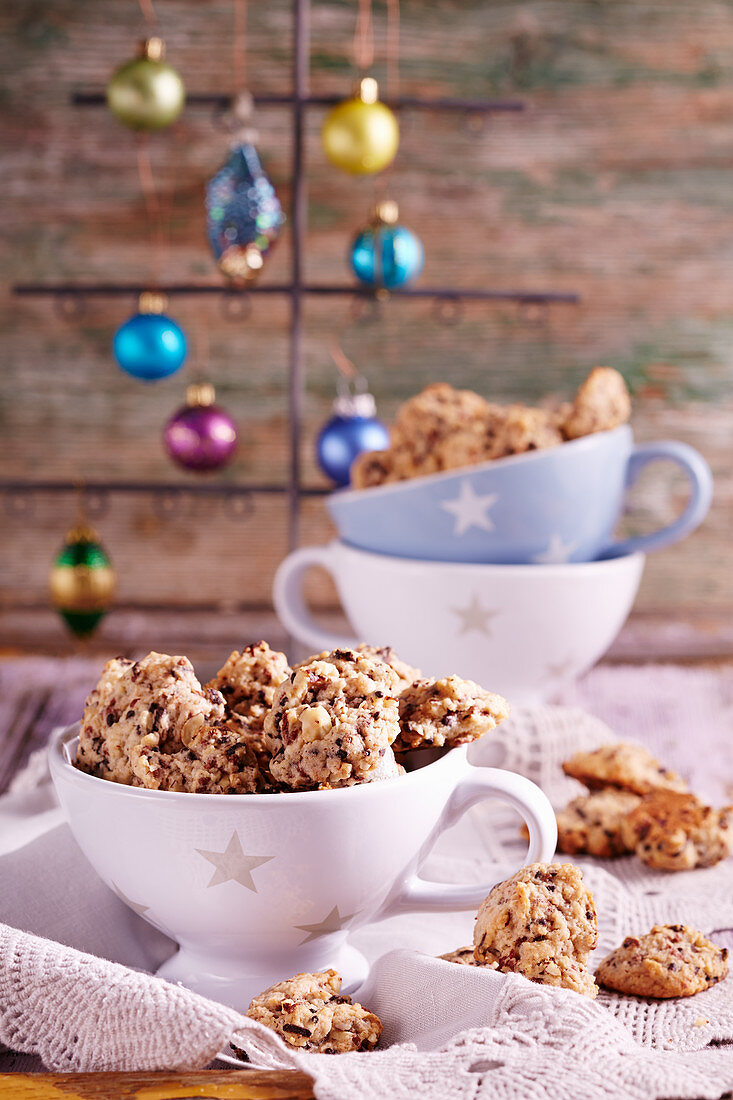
<box><xmin>54</xmin><ymin>292</ymin><xmax>86</xmax><ymax>321</ymax></box>
<box><xmin>464</xmin><ymin>110</ymin><xmax>488</xmax><ymax>136</ymax></box>
<box><xmin>84</xmin><ymin>487</ymin><xmax>109</xmax><ymax>519</ymax></box>
<box><xmin>349</xmin><ymin>294</ymin><xmax>382</xmax><ymax>325</ymax></box>
<box><xmin>432</xmin><ymin>295</ymin><xmax>464</xmax><ymax>326</ymax></box>
<box><xmin>4</xmin><ymin>490</ymin><xmax>34</xmax><ymax>518</ymax></box>
<box><xmin>221</xmin><ymin>289</ymin><xmax>252</xmax><ymax>321</ymax></box>
<box><xmin>158</xmin><ymin>489</ymin><xmax>186</xmax><ymax>517</ymax></box>
<box><xmin>517</xmin><ymin>299</ymin><xmax>550</xmax><ymax>328</ymax></box>
<box><xmin>228</xmin><ymin>491</ymin><xmax>254</xmax><ymax>519</ymax></box>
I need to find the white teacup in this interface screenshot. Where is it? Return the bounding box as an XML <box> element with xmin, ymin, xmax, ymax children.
<box><xmin>50</xmin><ymin>725</ymin><xmax>556</xmax><ymax>1010</ymax></box>
<box><xmin>274</xmin><ymin>540</ymin><xmax>645</xmax><ymax>702</ymax></box>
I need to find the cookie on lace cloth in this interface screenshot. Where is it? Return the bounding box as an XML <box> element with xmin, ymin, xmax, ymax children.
<box><xmin>621</xmin><ymin>790</ymin><xmax>733</xmax><ymax>871</ymax></box>
<box><xmin>473</xmin><ymin>862</ymin><xmax>599</xmax><ymax>997</ymax></box>
<box><xmin>562</xmin><ymin>742</ymin><xmax>687</xmax><ymax>796</ymax></box>
<box><xmin>596</xmin><ymin>925</ymin><xmax>728</xmax><ymax>998</ymax></box>
<box><xmin>247</xmin><ymin>969</ymin><xmax>382</xmax><ymax>1053</ymax></box>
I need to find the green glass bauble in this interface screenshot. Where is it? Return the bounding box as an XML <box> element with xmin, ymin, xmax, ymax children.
<box><xmin>49</xmin><ymin>525</ymin><xmax>115</xmax><ymax>639</ymax></box>
<box><xmin>106</xmin><ymin>38</ymin><xmax>185</xmax><ymax>132</ymax></box>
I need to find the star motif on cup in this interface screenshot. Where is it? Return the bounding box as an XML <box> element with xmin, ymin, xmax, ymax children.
<box><xmin>294</xmin><ymin>905</ymin><xmax>358</xmax><ymax>945</ymax></box>
<box><xmin>451</xmin><ymin>594</ymin><xmax>497</xmax><ymax>636</ymax></box>
<box><xmin>440</xmin><ymin>480</ymin><xmax>499</xmax><ymax>536</ymax></box>
<box><xmin>111</xmin><ymin>882</ymin><xmax>150</xmax><ymax>918</ymax></box>
<box><xmin>196</xmin><ymin>831</ymin><xmax>274</xmax><ymax>892</ymax></box>
<box><xmin>531</xmin><ymin>534</ymin><xmax>579</xmax><ymax>565</ymax></box>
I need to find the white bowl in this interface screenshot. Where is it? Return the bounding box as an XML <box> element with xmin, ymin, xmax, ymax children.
<box><xmin>49</xmin><ymin>726</ymin><xmax>556</xmax><ymax>1010</ymax></box>
<box><xmin>275</xmin><ymin>542</ymin><xmax>646</xmax><ymax>703</ymax></box>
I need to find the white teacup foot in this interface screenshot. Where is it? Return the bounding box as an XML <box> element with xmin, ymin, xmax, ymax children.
<box><xmin>156</xmin><ymin>938</ymin><xmax>370</xmax><ymax>1012</ymax></box>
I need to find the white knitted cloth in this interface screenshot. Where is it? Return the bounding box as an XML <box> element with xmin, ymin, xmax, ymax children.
<box><xmin>2</xmin><ymin>669</ymin><xmax>733</xmax><ymax>1098</ymax></box>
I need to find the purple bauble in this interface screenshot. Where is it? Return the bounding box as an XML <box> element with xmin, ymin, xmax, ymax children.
<box><xmin>164</xmin><ymin>387</ymin><xmax>238</xmax><ymax>472</ymax></box>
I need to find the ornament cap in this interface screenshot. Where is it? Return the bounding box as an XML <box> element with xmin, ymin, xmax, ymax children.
<box><xmin>358</xmin><ymin>76</ymin><xmax>379</xmax><ymax>104</ymax></box>
<box><xmin>138</xmin><ymin>290</ymin><xmax>168</xmax><ymax>315</ymax></box>
<box><xmin>219</xmin><ymin>243</ymin><xmax>264</xmax><ymax>281</ymax></box>
<box><xmin>63</xmin><ymin>523</ymin><xmax>100</xmax><ymax>545</ymax></box>
<box><xmin>186</xmin><ymin>382</ymin><xmax>216</xmax><ymax>408</ymax></box>
<box><xmin>333</xmin><ymin>390</ymin><xmax>378</xmax><ymax>418</ymax></box>
<box><xmin>372</xmin><ymin>199</ymin><xmax>399</xmax><ymax>226</ymax></box>
<box><xmin>141</xmin><ymin>37</ymin><xmax>165</xmax><ymax>62</ymax></box>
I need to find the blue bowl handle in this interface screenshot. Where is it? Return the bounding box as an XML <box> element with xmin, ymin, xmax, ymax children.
<box><xmin>601</xmin><ymin>440</ymin><xmax>713</xmax><ymax>559</ymax></box>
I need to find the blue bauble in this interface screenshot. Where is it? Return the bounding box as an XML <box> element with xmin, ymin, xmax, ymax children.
<box><xmin>113</xmin><ymin>311</ymin><xmax>187</xmax><ymax>381</ymax></box>
<box><xmin>317</xmin><ymin>408</ymin><xmax>390</xmax><ymax>486</ymax></box>
<box><xmin>350</xmin><ymin>223</ymin><xmax>424</xmax><ymax>289</ymax></box>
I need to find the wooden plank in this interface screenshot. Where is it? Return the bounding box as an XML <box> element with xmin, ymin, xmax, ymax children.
<box><xmin>0</xmin><ymin>1069</ymin><xmax>314</xmax><ymax>1098</ymax></box>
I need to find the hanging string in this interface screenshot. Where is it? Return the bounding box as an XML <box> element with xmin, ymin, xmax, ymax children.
<box><xmin>329</xmin><ymin>338</ymin><xmax>359</xmax><ymax>382</ymax></box>
<box><xmin>386</xmin><ymin>0</ymin><xmax>400</xmax><ymax>101</ymax></box>
<box><xmin>353</xmin><ymin>0</ymin><xmax>374</xmax><ymax>75</ymax></box>
<box><xmin>233</xmin><ymin>0</ymin><xmax>248</xmax><ymax>92</ymax></box>
<box><xmin>138</xmin><ymin>0</ymin><xmax>158</xmax><ymax>30</ymax></box>
<box><xmin>136</xmin><ymin>137</ymin><xmax>167</xmax><ymax>287</ymax></box>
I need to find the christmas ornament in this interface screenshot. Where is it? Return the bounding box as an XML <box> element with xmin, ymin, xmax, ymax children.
<box><xmin>106</xmin><ymin>37</ymin><xmax>185</xmax><ymax>131</ymax></box>
<box><xmin>321</xmin><ymin>77</ymin><xmax>399</xmax><ymax>176</ymax></box>
<box><xmin>316</xmin><ymin>381</ymin><xmax>390</xmax><ymax>486</ymax></box>
<box><xmin>206</xmin><ymin>92</ymin><xmax>285</xmax><ymax>282</ymax></box>
<box><xmin>164</xmin><ymin>383</ymin><xmax>238</xmax><ymax>472</ymax></box>
<box><xmin>49</xmin><ymin>524</ymin><xmax>115</xmax><ymax>638</ymax></box>
<box><xmin>113</xmin><ymin>292</ymin><xmax>187</xmax><ymax>381</ymax></box>
<box><xmin>350</xmin><ymin>200</ymin><xmax>424</xmax><ymax>289</ymax></box>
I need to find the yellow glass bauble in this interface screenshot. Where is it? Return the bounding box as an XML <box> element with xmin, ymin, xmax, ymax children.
<box><xmin>321</xmin><ymin>78</ymin><xmax>399</xmax><ymax>175</ymax></box>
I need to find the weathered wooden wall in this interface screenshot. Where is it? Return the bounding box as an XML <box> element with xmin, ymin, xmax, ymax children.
<box><xmin>1</xmin><ymin>0</ymin><xmax>732</xmax><ymax>657</ymax></box>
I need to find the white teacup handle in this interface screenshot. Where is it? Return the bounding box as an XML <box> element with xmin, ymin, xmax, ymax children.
<box><xmin>382</xmin><ymin>765</ymin><xmax>557</xmax><ymax>916</ymax></box>
<box><xmin>274</xmin><ymin>544</ymin><xmax>358</xmax><ymax>652</ymax></box>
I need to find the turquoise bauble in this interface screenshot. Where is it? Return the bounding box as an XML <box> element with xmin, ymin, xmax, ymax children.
<box><xmin>113</xmin><ymin>294</ymin><xmax>187</xmax><ymax>381</ymax></box>
<box><xmin>350</xmin><ymin>201</ymin><xmax>424</xmax><ymax>289</ymax></box>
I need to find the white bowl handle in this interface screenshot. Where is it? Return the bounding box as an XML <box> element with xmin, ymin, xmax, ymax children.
<box><xmin>273</xmin><ymin>544</ymin><xmax>359</xmax><ymax>652</ymax></box>
<box><xmin>382</xmin><ymin>765</ymin><xmax>557</xmax><ymax>916</ymax></box>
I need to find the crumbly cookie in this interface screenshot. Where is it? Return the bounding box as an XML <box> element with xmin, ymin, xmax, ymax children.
<box><xmin>596</xmin><ymin>925</ymin><xmax>729</xmax><ymax>998</ymax></box>
<box><xmin>620</xmin><ymin>790</ymin><xmax>733</xmax><ymax>871</ymax></box>
<box><xmin>439</xmin><ymin>946</ymin><xmax>497</xmax><ymax>968</ymax></box>
<box><xmin>390</xmin><ymin>383</ymin><xmax>494</xmax><ymax>473</ymax></box>
<box><xmin>355</xmin><ymin>644</ymin><xmax>421</xmax><ymax>692</ymax></box>
<box><xmin>350</xmin><ymin>449</ymin><xmax>396</xmax><ymax>489</ymax></box>
<box><xmin>76</xmin><ymin>652</ymin><xmax>264</xmax><ymax>794</ymax></box>
<box><xmin>555</xmin><ymin>789</ymin><xmax>642</xmax><ymax>858</ymax></box>
<box><xmin>206</xmin><ymin>642</ymin><xmax>291</xmax><ymax>768</ymax></box>
<box><xmin>264</xmin><ymin>648</ymin><xmax>402</xmax><ymax>789</ymax></box>
<box><xmin>473</xmin><ymin>863</ymin><xmax>599</xmax><ymax>997</ymax></box>
<box><xmin>562</xmin><ymin>742</ymin><xmax>687</xmax><ymax>796</ymax></box>
<box><xmin>561</xmin><ymin>366</ymin><xmax>631</xmax><ymax>439</ymax></box>
<box><xmin>247</xmin><ymin>969</ymin><xmax>382</xmax><ymax>1053</ymax></box>
<box><xmin>395</xmin><ymin>675</ymin><xmax>509</xmax><ymax>752</ymax></box>
<box><xmin>486</xmin><ymin>404</ymin><xmax>564</xmax><ymax>460</ymax></box>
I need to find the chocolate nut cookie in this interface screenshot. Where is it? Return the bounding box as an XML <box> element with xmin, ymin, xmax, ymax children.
<box><xmin>596</xmin><ymin>925</ymin><xmax>729</xmax><ymax>998</ymax></box>
<box><xmin>555</xmin><ymin>789</ymin><xmax>642</xmax><ymax>858</ymax></box>
<box><xmin>206</xmin><ymin>642</ymin><xmax>291</xmax><ymax>770</ymax></box>
<box><xmin>247</xmin><ymin>969</ymin><xmax>382</xmax><ymax>1053</ymax></box>
<box><xmin>486</xmin><ymin>404</ymin><xmax>564</xmax><ymax>460</ymax></box>
<box><xmin>390</xmin><ymin>382</ymin><xmax>494</xmax><ymax>471</ymax></box>
<box><xmin>76</xmin><ymin>652</ymin><xmax>264</xmax><ymax>794</ymax></box>
<box><xmin>355</xmin><ymin>644</ymin><xmax>421</xmax><ymax>692</ymax></box>
<box><xmin>439</xmin><ymin>946</ymin><xmax>497</xmax><ymax>968</ymax></box>
<box><xmin>395</xmin><ymin>675</ymin><xmax>509</xmax><ymax>752</ymax></box>
<box><xmin>350</xmin><ymin>448</ymin><xmax>397</xmax><ymax>489</ymax></box>
<box><xmin>264</xmin><ymin>648</ymin><xmax>402</xmax><ymax>789</ymax></box>
<box><xmin>561</xmin><ymin>366</ymin><xmax>631</xmax><ymax>439</ymax></box>
<box><xmin>562</xmin><ymin>742</ymin><xmax>687</xmax><ymax>796</ymax></box>
<box><xmin>620</xmin><ymin>790</ymin><xmax>733</xmax><ymax>871</ymax></box>
<box><xmin>473</xmin><ymin>863</ymin><xmax>599</xmax><ymax>997</ymax></box>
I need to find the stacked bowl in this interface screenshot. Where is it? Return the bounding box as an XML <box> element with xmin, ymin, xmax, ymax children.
<box><xmin>275</xmin><ymin>423</ymin><xmax>712</xmax><ymax>702</ymax></box>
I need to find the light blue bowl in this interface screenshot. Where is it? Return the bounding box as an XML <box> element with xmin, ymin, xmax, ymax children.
<box><xmin>327</xmin><ymin>425</ymin><xmax>713</xmax><ymax>564</ymax></box>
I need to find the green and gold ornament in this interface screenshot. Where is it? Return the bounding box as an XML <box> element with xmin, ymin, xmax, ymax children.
<box><xmin>106</xmin><ymin>37</ymin><xmax>185</xmax><ymax>131</ymax></box>
<box><xmin>49</xmin><ymin>525</ymin><xmax>115</xmax><ymax>638</ymax></box>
